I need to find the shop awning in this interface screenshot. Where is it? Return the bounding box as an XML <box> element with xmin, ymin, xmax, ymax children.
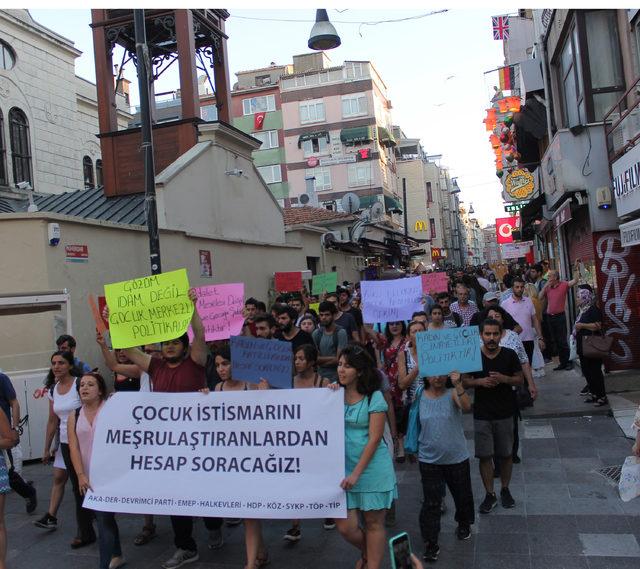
<box><xmin>358</xmin><ymin>195</ymin><xmax>382</xmax><ymax>209</ymax></box>
<box><xmin>384</xmin><ymin>195</ymin><xmax>403</xmax><ymax>212</ymax></box>
<box><xmin>297</xmin><ymin>130</ymin><xmax>330</xmax><ymax>147</ymax></box>
<box><xmin>340</xmin><ymin>126</ymin><xmax>374</xmax><ymax>145</ymax></box>
<box><xmin>377</xmin><ymin>126</ymin><xmax>397</xmax><ymax>147</ymax></box>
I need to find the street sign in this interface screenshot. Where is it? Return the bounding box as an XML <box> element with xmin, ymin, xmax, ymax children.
<box><xmin>504</xmin><ymin>201</ymin><xmax>529</xmax><ymax>213</ymax></box>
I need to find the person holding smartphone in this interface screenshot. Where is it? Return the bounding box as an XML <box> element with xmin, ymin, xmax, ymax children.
<box><xmin>328</xmin><ymin>344</ymin><xmax>397</xmax><ymax>569</ymax></box>
<box><xmin>405</xmin><ymin>371</ymin><xmax>474</xmax><ymax>562</ymax></box>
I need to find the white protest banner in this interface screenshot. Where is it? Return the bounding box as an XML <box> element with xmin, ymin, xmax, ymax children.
<box><xmin>85</xmin><ymin>390</ymin><xmax>346</xmax><ymax>519</ymax></box>
<box><xmin>360</xmin><ymin>277</ymin><xmax>423</xmax><ymax>324</ymax></box>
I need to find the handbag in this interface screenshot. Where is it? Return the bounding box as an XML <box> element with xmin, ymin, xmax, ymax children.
<box><xmin>582</xmin><ymin>332</ymin><xmax>614</xmax><ymax>359</ymax></box>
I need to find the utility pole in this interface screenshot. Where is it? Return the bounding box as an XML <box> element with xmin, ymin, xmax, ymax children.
<box><xmin>402</xmin><ymin>177</ymin><xmax>408</xmax><ymax>242</ymax></box>
<box><xmin>134</xmin><ymin>9</ymin><xmax>162</xmax><ymax>275</ymax></box>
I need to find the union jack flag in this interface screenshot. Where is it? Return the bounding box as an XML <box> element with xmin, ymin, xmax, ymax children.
<box><xmin>492</xmin><ymin>15</ymin><xmax>509</xmax><ymax>40</ymax></box>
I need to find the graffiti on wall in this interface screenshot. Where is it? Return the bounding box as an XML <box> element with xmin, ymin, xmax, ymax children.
<box><xmin>595</xmin><ymin>234</ymin><xmax>637</xmax><ymax>366</ymax></box>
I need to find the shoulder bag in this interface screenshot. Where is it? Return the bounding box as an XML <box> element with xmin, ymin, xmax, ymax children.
<box><xmin>582</xmin><ymin>332</ymin><xmax>613</xmax><ymax>359</ymax></box>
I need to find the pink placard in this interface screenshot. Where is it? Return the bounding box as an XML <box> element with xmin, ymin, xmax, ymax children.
<box><xmin>188</xmin><ymin>283</ymin><xmax>245</xmax><ymax>342</ymax></box>
<box><xmin>421</xmin><ymin>272</ymin><xmax>449</xmax><ymax>294</ymax></box>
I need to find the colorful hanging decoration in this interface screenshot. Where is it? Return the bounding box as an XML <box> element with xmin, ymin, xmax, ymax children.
<box><xmin>485</xmin><ymin>89</ymin><xmax>523</xmax><ymax>178</ymax></box>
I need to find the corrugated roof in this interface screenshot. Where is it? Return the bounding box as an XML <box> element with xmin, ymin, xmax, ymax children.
<box><xmin>282</xmin><ymin>206</ymin><xmax>354</xmax><ymax>226</ymax></box>
<box><xmin>33</xmin><ymin>187</ymin><xmax>146</xmax><ymax>225</ymax></box>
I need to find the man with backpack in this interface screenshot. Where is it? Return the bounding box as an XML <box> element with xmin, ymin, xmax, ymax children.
<box><xmin>313</xmin><ymin>301</ymin><xmax>349</xmax><ymax>383</ymax></box>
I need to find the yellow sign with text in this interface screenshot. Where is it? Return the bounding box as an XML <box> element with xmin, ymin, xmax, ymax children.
<box><xmin>104</xmin><ymin>269</ymin><xmax>193</xmax><ymax>349</ymax></box>
<box><xmin>505</xmin><ymin>168</ymin><xmax>535</xmax><ymax>200</ymax></box>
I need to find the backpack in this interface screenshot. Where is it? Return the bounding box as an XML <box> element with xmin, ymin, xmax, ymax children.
<box><xmin>312</xmin><ymin>324</ymin><xmax>345</xmax><ymax>355</ymax></box>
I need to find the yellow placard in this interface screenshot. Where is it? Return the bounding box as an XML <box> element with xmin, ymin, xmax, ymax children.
<box><xmin>104</xmin><ymin>269</ymin><xmax>193</xmax><ymax>349</ymax></box>
<box><xmin>309</xmin><ymin>302</ymin><xmax>320</xmax><ymax>314</ymax></box>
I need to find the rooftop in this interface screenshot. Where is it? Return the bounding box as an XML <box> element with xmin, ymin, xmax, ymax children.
<box><xmin>282</xmin><ymin>206</ymin><xmax>354</xmax><ymax>226</ymax></box>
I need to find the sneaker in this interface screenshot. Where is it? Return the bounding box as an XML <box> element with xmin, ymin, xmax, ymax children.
<box><xmin>456</xmin><ymin>524</ymin><xmax>471</xmax><ymax>540</ymax></box>
<box><xmin>225</xmin><ymin>518</ymin><xmax>242</xmax><ymax>527</ymax></box>
<box><xmin>423</xmin><ymin>542</ymin><xmax>440</xmax><ymax>562</ymax></box>
<box><xmin>323</xmin><ymin>518</ymin><xmax>336</xmax><ymax>530</ymax></box>
<box><xmin>33</xmin><ymin>513</ymin><xmax>57</xmax><ymax>530</ymax></box>
<box><xmin>283</xmin><ymin>526</ymin><xmax>301</xmax><ymax>542</ymax></box>
<box><xmin>161</xmin><ymin>549</ymin><xmax>199</xmax><ymax>569</ymax></box>
<box><xmin>207</xmin><ymin>528</ymin><xmax>224</xmax><ymax>550</ymax></box>
<box><xmin>579</xmin><ymin>384</ymin><xmax>590</xmax><ymax>395</ymax></box>
<box><xmin>564</xmin><ymin>363</ymin><xmax>574</xmax><ymax>371</ymax></box>
<box><xmin>500</xmin><ymin>487</ymin><xmax>516</xmax><ymax>509</ymax></box>
<box><xmin>109</xmin><ymin>556</ymin><xmax>126</xmax><ymax>569</ymax></box>
<box><xmin>479</xmin><ymin>492</ymin><xmax>498</xmax><ymax>514</ymax></box>
<box><xmin>593</xmin><ymin>396</ymin><xmax>609</xmax><ymax>407</ymax></box>
<box><xmin>25</xmin><ymin>483</ymin><xmax>37</xmax><ymax>514</ymax></box>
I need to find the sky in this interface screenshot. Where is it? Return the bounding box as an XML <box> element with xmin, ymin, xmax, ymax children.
<box><xmin>29</xmin><ymin>8</ymin><xmax>512</xmax><ymax>226</ymax></box>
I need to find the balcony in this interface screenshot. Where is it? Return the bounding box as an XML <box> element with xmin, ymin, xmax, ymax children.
<box><xmin>604</xmin><ymin>74</ymin><xmax>640</xmax><ymax>164</ymax></box>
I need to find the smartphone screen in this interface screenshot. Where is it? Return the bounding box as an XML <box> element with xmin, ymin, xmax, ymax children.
<box><xmin>390</xmin><ymin>533</ymin><xmax>412</xmax><ymax>569</ymax></box>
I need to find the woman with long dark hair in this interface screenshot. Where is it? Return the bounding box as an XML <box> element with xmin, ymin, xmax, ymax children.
<box><xmin>379</xmin><ymin>321</ymin><xmax>407</xmax><ymax>462</ymax></box>
<box><xmin>67</xmin><ymin>372</ymin><xmax>124</xmax><ymax>569</ymax></box>
<box><xmin>329</xmin><ymin>345</ymin><xmax>397</xmax><ymax>569</ymax></box>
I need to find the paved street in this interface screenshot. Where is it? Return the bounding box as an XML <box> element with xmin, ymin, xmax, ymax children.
<box><xmin>6</xmin><ymin>364</ymin><xmax>640</xmax><ymax>569</ymax></box>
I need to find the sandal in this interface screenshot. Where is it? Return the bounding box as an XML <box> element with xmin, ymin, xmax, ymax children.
<box><xmin>134</xmin><ymin>524</ymin><xmax>156</xmax><ymax>546</ymax></box>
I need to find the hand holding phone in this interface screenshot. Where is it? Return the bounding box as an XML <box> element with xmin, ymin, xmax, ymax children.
<box><xmin>389</xmin><ymin>532</ymin><xmax>413</xmax><ymax>569</ymax></box>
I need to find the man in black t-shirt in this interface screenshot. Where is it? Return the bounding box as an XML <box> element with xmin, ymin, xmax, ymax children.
<box><xmin>274</xmin><ymin>304</ymin><xmax>314</xmax><ymax>353</ymax></box>
<box><xmin>337</xmin><ymin>287</ymin><xmax>365</xmax><ymax>342</ymax></box>
<box><xmin>464</xmin><ymin>319</ymin><xmax>523</xmax><ymax>515</ymax></box>
<box><xmin>326</xmin><ymin>292</ymin><xmax>359</xmax><ymax>342</ymax></box>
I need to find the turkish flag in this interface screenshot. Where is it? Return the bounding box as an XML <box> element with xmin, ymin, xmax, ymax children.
<box><xmin>495</xmin><ymin>216</ymin><xmax>520</xmax><ymax>244</ymax></box>
<box><xmin>254</xmin><ymin>112</ymin><xmax>266</xmax><ymax>130</ymax></box>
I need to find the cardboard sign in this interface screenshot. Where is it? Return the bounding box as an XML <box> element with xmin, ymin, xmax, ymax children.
<box><xmin>85</xmin><ymin>390</ymin><xmax>346</xmax><ymax>519</ymax></box>
<box><xmin>309</xmin><ymin>302</ymin><xmax>320</xmax><ymax>314</ymax></box>
<box><xmin>312</xmin><ymin>272</ymin><xmax>338</xmax><ymax>295</ymax></box>
<box><xmin>190</xmin><ymin>283</ymin><xmax>244</xmax><ymax>342</ymax></box>
<box><xmin>274</xmin><ymin>272</ymin><xmax>303</xmax><ymax>293</ymax></box>
<box><xmin>421</xmin><ymin>272</ymin><xmax>449</xmax><ymax>294</ymax></box>
<box><xmin>230</xmin><ymin>335</ymin><xmax>293</xmax><ymax>389</ymax></box>
<box><xmin>360</xmin><ymin>277</ymin><xmax>423</xmax><ymax>324</ymax></box>
<box><xmin>88</xmin><ymin>294</ymin><xmax>108</xmax><ymax>335</ymax></box>
<box><xmin>415</xmin><ymin>327</ymin><xmax>482</xmax><ymax>376</ymax></box>
<box><xmin>104</xmin><ymin>269</ymin><xmax>193</xmax><ymax>349</ymax></box>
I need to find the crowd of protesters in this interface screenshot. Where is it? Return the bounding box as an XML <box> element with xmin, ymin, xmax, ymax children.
<box><xmin>0</xmin><ymin>258</ymin><xmax>626</xmax><ymax>568</ymax></box>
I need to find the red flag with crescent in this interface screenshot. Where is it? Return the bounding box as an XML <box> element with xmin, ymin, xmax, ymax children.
<box><xmin>254</xmin><ymin>112</ymin><xmax>266</xmax><ymax>130</ymax></box>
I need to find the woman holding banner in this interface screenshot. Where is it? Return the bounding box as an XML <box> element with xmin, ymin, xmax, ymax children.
<box><xmin>379</xmin><ymin>322</ymin><xmax>407</xmax><ymax>463</ymax></box>
<box><xmin>330</xmin><ymin>344</ymin><xmax>397</xmax><ymax>569</ymax></box>
<box><xmin>67</xmin><ymin>372</ymin><xmax>125</xmax><ymax>569</ymax></box>
<box><xmin>405</xmin><ymin>371</ymin><xmax>474</xmax><ymax>562</ymax></box>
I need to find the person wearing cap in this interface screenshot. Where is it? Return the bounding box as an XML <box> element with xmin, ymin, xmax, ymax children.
<box><xmin>470</xmin><ymin>292</ymin><xmax>522</xmax><ymax>333</ymax></box>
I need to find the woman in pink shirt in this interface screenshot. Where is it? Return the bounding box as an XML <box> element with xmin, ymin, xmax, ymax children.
<box><xmin>68</xmin><ymin>373</ymin><xmax>124</xmax><ymax>569</ymax></box>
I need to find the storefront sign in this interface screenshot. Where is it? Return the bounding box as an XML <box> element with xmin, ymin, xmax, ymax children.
<box><xmin>65</xmin><ymin>244</ymin><xmax>89</xmax><ymax>262</ymax></box>
<box><xmin>504</xmin><ymin>168</ymin><xmax>535</xmax><ymax>201</ymax></box>
<box><xmin>319</xmin><ymin>155</ymin><xmax>356</xmax><ymax>166</ymax></box>
<box><xmin>414</xmin><ymin>220</ymin><xmax>428</xmax><ymax>232</ymax></box>
<box><xmin>431</xmin><ymin>247</ymin><xmax>445</xmax><ymax>259</ymax></box>
<box><xmin>504</xmin><ymin>201</ymin><xmax>529</xmax><ymax>213</ymax></box>
<box><xmin>620</xmin><ymin>217</ymin><xmax>640</xmax><ymax>248</ymax></box>
<box><xmin>495</xmin><ymin>216</ymin><xmax>519</xmax><ymax>244</ymax></box>
<box><xmin>553</xmin><ymin>200</ymin><xmax>572</xmax><ymax>229</ymax></box>
<box><xmin>612</xmin><ymin>144</ymin><xmax>640</xmax><ymax>217</ymax></box>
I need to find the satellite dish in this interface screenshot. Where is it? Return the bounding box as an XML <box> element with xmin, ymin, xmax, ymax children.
<box><xmin>370</xmin><ymin>201</ymin><xmax>384</xmax><ymax>221</ymax></box>
<box><xmin>341</xmin><ymin>192</ymin><xmax>361</xmax><ymax>214</ymax></box>
<box><xmin>299</xmin><ymin>193</ymin><xmax>310</xmax><ymax>205</ymax></box>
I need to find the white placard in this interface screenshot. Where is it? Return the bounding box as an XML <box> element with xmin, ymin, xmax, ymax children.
<box><xmin>501</xmin><ymin>241</ymin><xmax>533</xmax><ymax>259</ymax></box>
<box><xmin>84</xmin><ymin>390</ymin><xmax>346</xmax><ymax>519</ymax></box>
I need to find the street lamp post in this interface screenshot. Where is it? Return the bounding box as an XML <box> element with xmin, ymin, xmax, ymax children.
<box><xmin>134</xmin><ymin>9</ymin><xmax>162</xmax><ymax>275</ymax></box>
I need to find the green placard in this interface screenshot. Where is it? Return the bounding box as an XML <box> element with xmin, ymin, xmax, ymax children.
<box><xmin>312</xmin><ymin>272</ymin><xmax>338</xmax><ymax>295</ymax></box>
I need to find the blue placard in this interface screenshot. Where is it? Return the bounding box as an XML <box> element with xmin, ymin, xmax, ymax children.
<box><xmin>230</xmin><ymin>335</ymin><xmax>293</xmax><ymax>389</ymax></box>
<box><xmin>415</xmin><ymin>326</ymin><xmax>482</xmax><ymax>377</ymax></box>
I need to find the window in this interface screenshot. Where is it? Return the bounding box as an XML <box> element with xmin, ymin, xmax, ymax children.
<box><xmin>252</xmin><ymin>130</ymin><xmax>279</xmax><ymax>149</ymax></box>
<box><xmin>96</xmin><ymin>159</ymin><xmax>103</xmax><ymax>187</ymax></box>
<box><xmin>584</xmin><ymin>10</ymin><xmax>624</xmax><ymax>120</ymax></box>
<box><xmin>257</xmin><ymin>164</ymin><xmax>282</xmax><ymax>184</ymax></box>
<box><xmin>255</xmin><ymin>75</ymin><xmax>272</xmax><ymax>86</ymax></box>
<box><xmin>426</xmin><ymin>182</ymin><xmax>433</xmax><ymax>203</ymax></box>
<box><xmin>242</xmin><ymin>95</ymin><xmax>275</xmax><ymax>115</ymax></box>
<box><xmin>342</xmin><ymin>93</ymin><xmax>368</xmax><ymax>118</ymax></box>
<box><xmin>305</xmin><ymin>167</ymin><xmax>332</xmax><ymax>191</ymax></box>
<box><xmin>83</xmin><ymin>156</ymin><xmax>94</xmax><ymax>189</ymax></box>
<box><xmin>9</xmin><ymin>108</ymin><xmax>32</xmax><ymax>186</ymax></box>
<box><xmin>344</xmin><ymin>62</ymin><xmax>366</xmax><ymax>80</ymax></box>
<box><xmin>200</xmin><ymin>104</ymin><xmax>218</xmax><ymax>121</ymax></box>
<box><xmin>556</xmin><ymin>25</ymin><xmax>584</xmax><ymax>128</ymax></box>
<box><xmin>0</xmin><ymin>41</ymin><xmax>15</xmax><ymax>70</ymax></box>
<box><xmin>0</xmin><ymin>110</ymin><xmax>6</xmax><ymax>186</ymax></box>
<box><xmin>299</xmin><ymin>99</ymin><xmax>325</xmax><ymax>124</ymax></box>
<box><xmin>302</xmin><ymin>136</ymin><xmax>329</xmax><ymax>156</ymax></box>
<box><xmin>430</xmin><ymin>218</ymin><xmax>437</xmax><ymax>239</ymax></box>
<box><xmin>348</xmin><ymin>163</ymin><xmax>372</xmax><ymax>187</ymax></box>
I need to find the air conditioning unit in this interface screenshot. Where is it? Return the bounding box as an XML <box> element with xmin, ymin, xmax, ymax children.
<box><xmin>321</xmin><ymin>230</ymin><xmax>343</xmax><ymax>248</ymax></box>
